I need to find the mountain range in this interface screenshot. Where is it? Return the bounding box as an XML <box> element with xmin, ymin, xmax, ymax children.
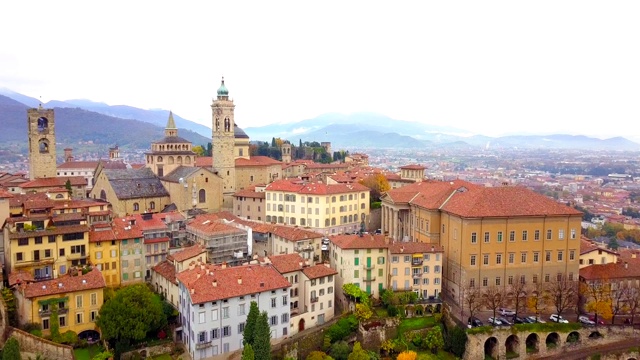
<box><xmin>1</xmin><ymin>88</ymin><xmax>638</xmax><ymax>153</ymax></box>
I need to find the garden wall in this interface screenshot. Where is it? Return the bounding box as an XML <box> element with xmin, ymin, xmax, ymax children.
<box><xmin>121</xmin><ymin>342</ymin><xmax>174</xmax><ymax>360</ymax></box>
<box><xmin>8</xmin><ymin>327</ymin><xmax>75</xmax><ymax>360</ymax></box>
<box><xmin>357</xmin><ymin>318</ymin><xmax>399</xmax><ymax>351</ymax></box>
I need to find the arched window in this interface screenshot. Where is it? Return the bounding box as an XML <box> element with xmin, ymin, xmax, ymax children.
<box><xmin>177</xmin><ymin>156</ymin><xmax>182</xmax><ymax>164</ymax></box>
<box><xmin>331</xmin><ymin>218</ymin><xmax>336</xmax><ymax>226</ymax></box>
<box><xmin>185</xmin><ymin>156</ymin><xmax>191</xmax><ymax>164</ymax></box>
<box><xmin>266</xmin><ymin>215</ymin><xmax>271</xmax><ymax>223</ymax></box>
<box><xmin>278</xmin><ymin>216</ymin><xmax>284</xmax><ymax>223</ymax></box>
<box><xmin>168</xmin><ymin>156</ymin><xmax>174</xmax><ymax>164</ymax></box>
<box><xmin>199</xmin><ymin>189</ymin><xmax>206</xmax><ymax>203</ymax></box>
<box><xmin>300</xmin><ymin>218</ymin><xmax>306</xmax><ymax>226</ymax></box>
<box><xmin>38</xmin><ymin>139</ymin><xmax>49</xmax><ymax>153</ymax></box>
<box><xmin>37</xmin><ymin>117</ymin><xmax>48</xmax><ymax>132</ymax></box>
<box><xmin>325</xmin><ymin>219</ymin><xmax>330</xmax><ymax>227</ymax></box>
<box><xmin>55</xmin><ymin>194</ymin><xmax>64</xmax><ymax>199</ymax></box>
<box><xmin>157</xmin><ymin>156</ymin><xmax>163</xmax><ymax>163</ymax></box>
<box><xmin>100</xmin><ymin>190</ymin><xmax>106</xmax><ymax>200</ymax></box>
<box><xmin>331</xmin><ymin>196</ymin><xmax>336</xmax><ymax>203</ymax></box>
<box><xmin>149</xmin><ymin>201</ymin><xmax>155</xmax><ymax>210</ymax></box>
<box><xmin>133</xmin><ymin>203</ymin><xmax>139</xmax><ymax>211</ymax></box>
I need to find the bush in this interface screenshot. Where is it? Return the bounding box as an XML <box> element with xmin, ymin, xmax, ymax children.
<box><xmin>329</xmin><ymin>341</ymin><xmax>350</xmax><ymax>360</ymax></box>
<box><xmin>326</xmin><ymin>315</ymin><xmax>358</xmax><ymax>342</ymax></box>
<box><xmin>29</xmin><ymin>329</ymin><xmax>43</xmax><ymax>337</ymax></box>
<box><xmin>60</xmin><ymin>330</ymin><xmax>79</xmax><ymax>346</ymax></box>
<box><xmin>388</xmin><ymin>305</ymin><xmax>399</xmax><ymax>317</ymax></box>
<box><xmin>445</xmin><ymin>326</ymin><xmax>468</xmax><ymax>358</ymax></box>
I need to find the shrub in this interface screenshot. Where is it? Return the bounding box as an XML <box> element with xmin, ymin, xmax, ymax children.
<box><xmin>445</xmin><ymin>326</ymin><xmax>468</xmax><ymax>358</ymax></box>
<box><xmin>326</xmin><ymin>315</ymin><xmax>358</xmax><ymax>342</ymax></box>
<box><xmin>387</xmin><ymin>305</ymin><xmax>399</xmax><ymax>317</ymax></box>
<box><xmin>329</xmin><ymin>341</ymin><xmax>350</xmax><ymax>360</ymax></box>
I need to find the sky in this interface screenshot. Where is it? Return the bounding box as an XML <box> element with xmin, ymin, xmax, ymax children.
<box><xmin>1</xmin><ymin>1</ymin><xmax>639</xmax><ymax>140</ymax></box>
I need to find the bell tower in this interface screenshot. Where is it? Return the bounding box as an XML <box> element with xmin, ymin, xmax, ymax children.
<box><xmin>27</xmin><ymin>106</ymin><xmax>57</xmax><ymax>180</ymax></box>
<box><xmin>211</xmin><ymin>77</ymin><xmax>236</xmax><ymax>208</ymax></box>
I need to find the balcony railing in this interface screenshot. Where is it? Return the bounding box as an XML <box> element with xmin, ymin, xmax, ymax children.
<box><xmin>362</xmin><ymin>264</ymin><xmax>375</xmax><ymax>270</ymax></box>
<box><xmin>294</xmin><ymin>245</ymin><xmax>314</xmax><ymax>252</ymax></box>
<box><xmin>412</xmin><ymin>273</ymin><xmax>422</xmax><ymax>278</ymax></box>
<box><xmin>362</xmin><ymin>277</ymin><xmax>376</xmax><ymax>282</ymax></box>
<box><xmin>14</xmin><ymin>258</ymin><xmax>55</xmax><ymax>268</ymax></box>
<box><xmin>39</xmin><ymin>307</ymin><xmax>68</xmax><ymax>317</ymax></box>
<box><xmin>196</xmin><ymin>341</ymin><xmax>212</xmax><ymax>349</ymax></box>
<box><xmin>310</xmin><ymin>297</ymin><xmax>319</xmax><ymax>303</ymax></box>
<box><xmin>68</xmin><ymin>252</ymin><xmax>87</xmax><ymax>260</ymax></box>
<box><xmin>411</xmin><ymin>259</ymin><xmax>423</xmax><ymax>266</ymax></box>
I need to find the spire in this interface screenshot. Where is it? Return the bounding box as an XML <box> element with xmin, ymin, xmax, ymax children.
<box><xmin>165</xmin><ymin>111</ymin><xmax>177</xmax><ymax>137</ymax></box>
<box><xmin>217</xmin><ymin>76</ymin><xmax>229</xmax><ymax>98</ymax></box>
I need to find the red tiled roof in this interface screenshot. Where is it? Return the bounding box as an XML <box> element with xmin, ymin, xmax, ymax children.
<box><xmin>580</xmin><ymin>260</ymin><xmax>640</xmax><ymax>281</ymax></box>
<box><xmin>21</xmin><ymin>176</ymin><xmax>87</xmax><ymax>188</ymax></box>
<box><xmin>0</xmin><ymin>189</ymin><xmax>13</xmax><ymax>199</ymax></box>
<box><xmin>168</xmin><ymin>245</ymin><xmax>207</xmax><ymax>263</ymax></box>
<box><xmin>186</xmin><ymin>214</ymin><xmax>245</xmax><ymax>236</ymax></box>
<box><xmin>131</xmin><ymin>214</ymin><xmax>169</xmax><ymax>231</ymax></box>
<box><xmin>388</xmin><ymin>242</ymin><xmax>443</xmax><ymax>254</ymax></box>
<box><xmin>235</xmin><ymin>156</ymin><xmax>282</xmax><ymax>167</ymax></box>
<box><xmin>57</xmin><ymin>161</ymin><xmax>99</xmax><ymax>170</ymax></box>
<box><xmin>177</xmin><ymin>264</ymin><xmax>290</xmax><ymax>304</ymax></box>
<box><xmin>234</xmin><ymin>188</ymin><xmax>266</xmax><ymax>199</ymax></box>
<box><xmin>400</xmin><ymin>164</ymin><xmax>426</xmax><ymax>170</ymax></box>
<box><xmin>302</xmin><ymin>264</ymin><xmax>337</xmax><ymax>279</ymax></box>
<box><xmin>329</xmin><ymin>233</ymin><xmax>388</xmax><ymax>250</ymax></box>
<box><xmin>144</xmin><ymin>236</ymin><xmax>170</xmax><ymax>244</ymax></box>
<box><xmin>270</xmin><ymin>225</ymin><xmax>323</xmax><ymax>242</ymax></box>
<box><xmin>267</xmin><ymin>179</ymin><xmax>369</xmax><ymax>195</ymax></box>
<box><xmin>22</xmin><ymin>268</ymin><xmax>106</xmax><ymax>298</ymax></box>
<box><xmin>580</xmin><ymin>237</ymin><xmax>618</xmax><ymax>256</ymax></box>
<box><xmin>268</xmin><ymin>253</ymin><xmax>304</xmax><ymax>274</ymax></box>
<box><xmin>195</xmin><ymin>157</ymin><xmax>213</xmax><ymax>167</ymax></box>
<box><xmin>152</xmin><ymin>260</ymin><xmax>177</xmax><ymax>285</ymax></box>
<box><xmin>8</xmin><ymin>271</ymin><xmax>34</xmax><ymax>286</ymax></box>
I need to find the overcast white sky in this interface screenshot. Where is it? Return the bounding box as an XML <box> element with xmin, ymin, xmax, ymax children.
<box><xmin>1</xmin><ymin>1</ymin><xmax>639</xmax><ymax>139</ymax></box>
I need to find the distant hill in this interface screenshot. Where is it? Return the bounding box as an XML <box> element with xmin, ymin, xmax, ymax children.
<box><xmin>0</xmin><ymin>95</ymin><xmax>210</xmax><ymax>157</ymax></box>
<box><xmin>244</xmin><ymin>113</ymin><xmax>640</xmax><ymax>151</ymax></box>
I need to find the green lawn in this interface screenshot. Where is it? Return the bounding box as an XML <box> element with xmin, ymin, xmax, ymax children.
<box><xmin>397</xmin><ymin>316</ymin><xmax>436</xmax><ymax>334</ymax></box>
<box><xmin>74</xmin><ymin>345</ymin><xmax>103</xmax><ymax>360</ymax></box>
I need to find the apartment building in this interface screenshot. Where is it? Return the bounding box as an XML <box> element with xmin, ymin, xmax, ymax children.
<box><xmin>186</xmin><ymin>213</ymin><xmax>249</xmax><ymax>265</ymax></box>
<box><xmin>151</xmin><ymin>244</ymin><xmax>207</xmax><ymax>308</ymax></box>
<box><xmin>579</xmin><ymin>237</ymin><xmax>619</xmax><ymax>268</ymax></box>
<box><xmin>232</xmin><ymin>185</ymin><xmax>266</xmax><ymax>221</ymax></box>
<box><xmin>13</xmin><ymin>267</ymin><xmax>105</xmax><ymax>340</ymax></box>
<box><xmin>266</xmin><ymin>253</ymin><xmax>337</xmax><ymax>335</ymax></box>
<box><xmin>265</xmin><ymin>179</ymin><xmax>370</xmax><ymax>235</ymax></box>
<box><xmin>381</xmin><ymin>180</ymin><xmax>582</xmax><ymax>306</ymax></box>
<box><xmin>268</xmin><ymin>225</ymin><xmax>324</xmax><ymax>261</ymax></box>
<box><xmin>131</xmin><ymin>213</ymin><xmax>172</xmax><ymax>279</ymax></box>
<box><xmin>388</xmin><ymin>242</ymin><xmax>443</xmax><ymax>299</ymax></box>
<box><xmin>328</xmin><ymin>233</ymin><xmax>388</xmax><ymax>309</ymax></box>
<box><xmin>177</xmin><ymin>262</ymin><xmax>290</xmax><ymax>360</ymax></box>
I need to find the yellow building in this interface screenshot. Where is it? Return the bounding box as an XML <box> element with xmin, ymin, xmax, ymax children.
<box><xmin>327</xmin><ymin>233</ymin><xmax>388</xmax><ymax>309</ymax></box>
<box><xmin>381</xmin><ymin>180</ymin><xmax>583</xmax><ymax>307</ymax></box>
<box><xmin>388</xmin><ymin>242</ymin><xmax>443</xmax><ymax>300</ymax></box>
<box><xmin>265</xmin><ymin>179</ymin><xmax>370</xmax><ymax>235</ymax></box>
<box><xmin>3</xmin><ymin>194</ymin><xmax>110</xmax><ymax>280</ymax></box>
<box><xmin>579</xmin><ymin>237</ymin><xmax>618</xmax><ymax>268</ymax></box>
<box><xmin>13</xmin><ymin>267</ymin><xmax>105</xmax><ymax>340</ymax></box>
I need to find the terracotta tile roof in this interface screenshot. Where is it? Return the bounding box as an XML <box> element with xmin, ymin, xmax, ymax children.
<box><xmin>329</xmin><ymin>233</ymin><xmax>388</xmax><ymax>250</ymax></box>
<box><xmin>267</xmin><ymin>253</ymin><xmax>305</xmax><ymax>274</ymax></box>
<box><xmin>236</xmin><ymin>156</ymin><xmax>281</xmax><ymax>167</ymax></box>
<box><xmin>195</xmin><ymin>157</ymin><xmax>213</xmax><ymax>167</ymax></box>
<box><xmin>9</xmin><ymin>192</ymin><xmax>50</xmax><ymax>207</ymax></box>
<box><xmin>580</xmin><ymin>237</ymin><xmax>618</xmax><ymax>255</ymax></box>
<box><xmin>302</xmin><ymin>264</ymin><xmax>338</xmax><ymax>280</ymax></box>
<box><xmin>177</xmin><ymin>263</ymin><xmax>290</xmax><ymax>304</ymax></box>
<box><xmin>168</xmin><ymin>245</ymin><xmax>207</xmax><ymax>262</ymax></box>
<box><xmin>154</xmin><ymin>211</ymin><xmax>186</xmax><ymax>222</ymax></box>
<box><xmin>400</xmin><ymin>164</ymin><xmax>426</xmax><ymax>170</ymax></box>
<box><xmin>270</xmin><ymin>225</ymin><xmax>324</xmax><ymax>242</ymax></box>
<box><xmin>234</xmin><ymin>188</ymin><xmax>266</xmax><ymax>199</ymax></box>
<box><xmin>144</xmin><ymin>236</ymin><xmax>170</xmax><ymax>244</ymax></box>
<box><xmin>22</xmin><ymin>268</ymin><xmax>106</xmax><ymax>298</ymax></box>
<box><xmin>8</xmin><ymin>270</ymin><xmax>34</xmax><ymax>287</ymax></box>
<box><xmin>89</xmin><ymin>228</ymin><xmax>117</xmax><ymax>242</ymax></box>
<box><xmin>0</xmin><ymin>189</ymin><xmax>13</xmax><ymax>199</ymax></box>
<box><xmin>186</xmin><ymin>214</ymin><xmax>245</xmax><ymax>236</ymax></box>
<box><xmin>384</xmin><ymin>180</ymin><xmax>474</xmax><ymax>206</ymax></box>
<box><xmin>111</xmin><ymin>217</ymin><xmax>144</xmax><ymax>239</ymax></box>
<box><xmin>9</xmin><ymin>224</ymin><xmax>89</xmax><ymax>240</ymax></box>
<box><xmin>57</xmin><ymin>161</ymin><xmax>99</xmax><ymax>170</ymax></box>
<box><xmin>267</xmin><ymin>179</ymin><xmax>369</xmax><ymax>195</ymax></box>
<box><xmin>21</xmin><ymin>176</ymin><xmax>87</xmax><ymax>188</ymax></box>
<box><xmin>580</xmin><ymin>260</ymin><xmax>640</xmax><ymax>281</ymax></box>
<box><xmin>132</xmin><ymin>213</ymin><xmax>169</xmax><ymax>231</ymax></box>
<box><xmin>388</xmin><ymin>242</ymin><xmax>443</xmax><ymax>254</ymax></box>
<box><xmin>441</xmin><ymin>186</ymin><xmax>584</xmax><ymax>218</ymax></box>
<box><xmin>152</xmin><ymin>260</ymin><xmax>177</xmax><ymax>285</ymax></box>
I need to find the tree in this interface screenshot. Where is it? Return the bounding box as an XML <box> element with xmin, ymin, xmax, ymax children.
<box><xmin>624</xmin><ymin>286</ymin><xmax>640</xmax><ymax>324</ymax></box>
<box><xmin>610</xmin><ymin>284</ymin><xmax>629</xmax><ymax>324</ymax></box>
<box><xmin>423</xmin><ymin>326</ymin><xmax>444</xmax><ymax>354</ymax></box>
<box><xmin>526</xmin><ymin>282</ymin><xmax>547</xmax><ymax>319</ymax></box>
<box><xmin>445</xmin><ymin>326</ymin><xmax>468</xmax><ymax>358</ymax></box>
<box><xmin>307</xmin><ymin>351</ymin><xmax>334</xmax><ymax>360</ymax></box>
<box><xmin>65</xmin><ymin>179</ymin><xmax>73</xmax><ymax>197</ymax></box>
<box><xmin>354</xmin><ymin>303</ymin><xmax>373</xmax><ymax>323</ymax></box>
<box><xmin>192</xmin><ymin>145</ymin><xmax>206</xmax><ymax>156</ymax></box>
<box><xmin>359</xmin><ymin>174</ymin><xmax>390</xmax><ymax>202</ymax></box>
<box><xmin>97</xmin><ymin>284</ymin><xmax>166</xmax><ymax>344</ymax></box>
<box><xmin>329</xmin><ymin>341</ymin><xmax>350</xmax><ymax>360</ymax></box>
<box><xmin>1</xmin><ymin>287</ymin><xmax>18</xmax><ymax>327</ymax></box>
<box><xmin>396</xmin><ymin>351</ymin><xmax>418</xmax><ymax>360</ymax></box>
<box><xmin>483</xmin><ymin>286</ymin><xmax>505</xmax><ymax>325</ymax></box>
<box><xmin>547</xmin><ymin>277</ymin><xmax>579</xmax><ymax>316</ymax></box>
<box><xmin>3</xmin><ymin>337</ymin><xmax>21</xmax><ymax>360</ymax></box>
<box><xmin>462</xmin><ymin>285</ymin><xmax>482</xmax><ymax>322</ymax></box>
<box><xmin>242</xmin><ymin>343</ymin><xmax>255</xmax><ymax>360</ymax></box>
<box><xmin>243</xmin><ymin>301</ymin><xmax>260</xmax><ymax>346</ymax></box>
<box><xmin>581</xmin><ymin>278</ymin><xmax>613</xmax><ymax>325</ymax></box>
<box><xmin>348</xmin><ymin>342</ymin><xmax>369</xmax><ymax>360</ymax></box>
<box><xmin>253</xmin><ymin>312</ymin><xmax>271</xmax><ymax>360</ymax></box>
<box><xmin>607</xmin><ymin>237</ymin><xmax>620</xmax><ymax>250</ymax></box>
<box><xmin>91</xmin><ymin>351</ymin><xmax>114</xmax><ymax>360</ymax></box>
<box><xmin>508</xmin><ymin>275</ymin><xmax>528</xmax><ymax>318</ymax></box>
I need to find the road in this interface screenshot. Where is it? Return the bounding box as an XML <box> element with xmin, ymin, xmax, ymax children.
<box><xmin>534</xmin><ymin>338</ymin><xmax>640</xmax><ymax>360</ymax></box>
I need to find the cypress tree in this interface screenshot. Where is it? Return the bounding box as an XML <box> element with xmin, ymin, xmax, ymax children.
<box><xmin>243</xmin><ymin>301</ymin><xmax>260</xmax><ymax>346</ymax></box>
<box><xmin>253</xmin><ymin>311</ymin><xmax>271</xmax><ymax>360</ymax></box>
<box><xmin>242</xmin><ymin>343</ymin><xmax>255</xmax><ymax>360</ymax></box>
<box><xmin>3</xmin><ymin>337</ymin><xmax>21</xmax><ymax>360</ymax></box>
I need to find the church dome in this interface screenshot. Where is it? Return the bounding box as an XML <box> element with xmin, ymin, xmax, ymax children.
<box><xmin>234</xmin><ymin>124</ymin><xmax>249</xmax><ymax>139</ymax></box>
<box><xmin>217</xmin><ymin>77</ymin><xmax>229</xmax><ymax>96</ymax></box>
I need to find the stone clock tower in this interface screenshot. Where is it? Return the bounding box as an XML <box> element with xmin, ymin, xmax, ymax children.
<box><xmin>27</xmin><ymin>106</ymin><xmax>57</xmax><ymax>180</ymax></box>
<box><xmin>211</xmin><ymin>77</ymin><xmax>236</xmax><ymax>208</ymax></box>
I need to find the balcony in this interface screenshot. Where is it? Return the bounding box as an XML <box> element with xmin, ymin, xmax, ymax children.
<box><xmin>294</xmin><ymin>245</ymin><xmax>314</xmax><ymax>252</ymax></box>
<box><xmin>68</xmin><ymin>252</ymin><xmax>87</xmax><ymax>260</ymax></box>
<box><xmin>39</xmin><ymin>307</ymin><xmax>68</xmax><ymax>317</ymax></box>
<box><xmin>362</xmin><ymin>264</ymin><xmax>375</xmax><ymax>270</ymax></box>
<box><xmin>310</xmin><ymin>297</ymin><xmax>319</xmax><ymax>303</ymax></box>
<box><xmin>411</xmin><ymin>258</ymin><xmax>423</xmax><ymax>266</ymax></box>
<box><xmin>196</xmin><ymin>341</ymin><xmax>212</xmax><ymax>349</ymax></box>
<box><xmin>362</xmin><ymin>277</ymin><xmax>376</xmax><ymax>282</ymax></box>
<box><xmin>14</xmin><ymin>258</ymin><xmax>55</xmax><ymax>268</ymax></box>
<box><xmin>412</xmin><ymin>273</ymin><xmax>422</xmax><ymax>279</ymax></box>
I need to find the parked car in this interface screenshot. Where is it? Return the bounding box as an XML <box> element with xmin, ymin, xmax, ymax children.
<box><xmin>526</xmin><ymin>315</ymin><xmax>546</xmax><ymax>323</ymax></box>
<box><xmin>512</xmin><ymin>316</ymin><xmax>527</xmax><ymax>324</ymax></box>
<box><xmin>588</xmin><ymin>315</ymin><xmax>605</xmax><ymax>325</ymax></box>
<box><xmin>488</xmin><ymin>317</ymin><xmax>503</xmax><ymax>326</ymax></box>
<box><xmin>578</xmin><ymin>315</ymin><xmax>596</xmax><ymax>325</ymax></box>
<box><xmin>498</xmin><ymin>317</ymin><xmax>513</xmax><ymax>326</ymax></box>
<box><xmin>499</xmin><ymin>308</ymin><xmax>516</xmax><ymax>316</ymax></box>
<box><xmin>549</xmin><ymin>314</ymin><xmax>569</xmax><ymax>323</ymax></box>
<box><xmin>468</xmin><ymin>317</ymin><xmax>483</xmax><ymax>328</ymax></box>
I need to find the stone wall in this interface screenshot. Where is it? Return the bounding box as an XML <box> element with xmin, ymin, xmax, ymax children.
<box><xmin>368</xmin><ymin>208</ymin><xmax>381</xmax><ymax>232</ymax></box>
<box><xmin>121</xmin><ymin>342</ymin><xmax>174</xmax><ymax>360</ymax></box>
<box><xmin>357</xmin><ymin>318</ymin><xmax>399</xmax><ymax>351</ymax></box>
<box><xmin>8</xmin><ymin>328</ymin><xmax>75</xmax><ymax>360</ymax></box>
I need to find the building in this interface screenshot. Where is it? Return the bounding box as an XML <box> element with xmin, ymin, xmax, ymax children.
<box><xmin>579</xmin><ymin>237</ymin><xmax>619</xmax><ymax>268</ymax></box>
<box><xmin>145</xmin><ymin>112</ymin><xmax>198</xmax><ymax>178</ymax></box>
<box><xmin>185</xmin><ymin>213</ymin><xmax>249</xmax><ymax>265</ymax></box>
<box><xmin>134</xmin><ymin>213</ymin><xmax>172</xmax><ymax>279</ymax></box>
<box><xmin>151</xmin><ymin>244</ymin><xmax>207</xmax><ymax>308</ymax></box>
<box><xmin>232</xmin><ymin>185</ymin><xmax>266</xmax><ymax>221</ymax></box>
<box><xmin>19</xmin><ymin>176</ymin><xmax>88</xmax><ymax>199</ymax></box>
<box><xmin>176</xmin><ymin>261</ymin><xmax>291</xmax><ymax>360</ymax></box>
<box><xmin>387</xmin><ymin>242</ymin><xmax>443</xmax><ymax>300</ymax></box>
<box><xmin>381</xmin><ymin>180</ymin><xmax>583</xmax><ymax>308</ymax></box>
<box><xmin>265</xmin><ymin>179</ymin><xmax>370</xmax><ymax>235</ymax></box>
<box><xmin>266</xmin><ymin>253</ymin><xmax>337</xmax><ymax>335</ymax></box>
<box><xmin>327</xmin><ymin>233</ymin><xmax>388</xmax><ymax>308</ymax></box>
<box><xmin>12</xmin><ymin>267</ymin><xmax>105</xmax><ymax>341</ymax></box>
<box><xmin>159</xmin><ymin>165</ymin><xmax>223</xmax><ymax>214</ymax></box>
<box><xmin>27</xmin><ymin>106</ymin><xmax>57</xmax><ymax>180</ymax></box>
<box><xmin>268</xmin><ymin>225</ymin><xmax>324</xmax><ymax>262</ymax></box>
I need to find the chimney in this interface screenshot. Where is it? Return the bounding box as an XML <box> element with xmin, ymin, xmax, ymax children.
<box><xmin>222</xmin><ymin>262</ymin><xmax>227</xmax><ymax>269</ymax></box>
<box><xmin>625</xmin><ymin>262</ymin><xmax>628</xmax><ymax>269</ymax></box>
<box><xmin>238</xmin><ymin>277</ymin><xmax>242</xmax><ymax>285</ymax></box>
<box><xmin>189</xmin><ymin>262</ymin><xmax>195</xmax><ymax>270</ymax></box>
<box><xmin>130</xmin><ymin>219</ymin><xmax>136</xmax><ymax>226</ymax></box>
<box><xmin>431</xmin><ymin>245</ymin><xmax>435</xmax><ymax>252</ymax></box>
<box><xmin>401</xmin><ymin>246</ymin><xmax>404</xmax><ymax>253</ymax></box>
<box><xmin>260</xmin><ymin>282</ymin><xmax>265</xmax><ymax>287</ymax></box>
<box><xmin>197</xmin><ymin>272</ymin><xmax>201</xmax><ymax>279</ymax></box>
<box><xmin>212</xmin><ymin>280</ymin><xmax>217</xmax><ymax>287</ymax></box>
<box><xmin>190</xmin><ymin>288</ymin><xmax>194</xmax><ymax>294</ymax></box>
